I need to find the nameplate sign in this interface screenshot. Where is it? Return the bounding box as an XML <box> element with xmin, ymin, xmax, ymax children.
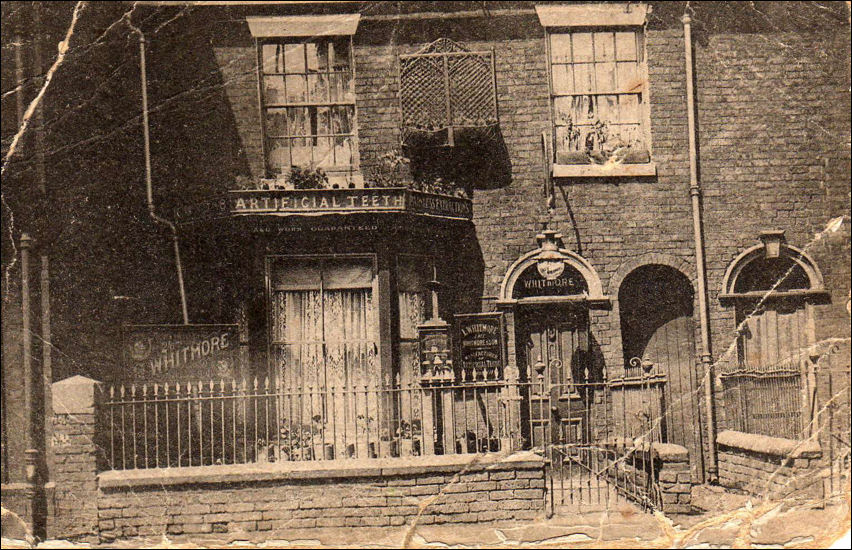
<box><xmin>512</xmin><ymin>262</ymin><xmax>588</xmax><ymax>299</ymax></box>
<box><xmin>122</xmin><ymin>324</ymin><xmax>239</xmax><ymax>383</ymax></box>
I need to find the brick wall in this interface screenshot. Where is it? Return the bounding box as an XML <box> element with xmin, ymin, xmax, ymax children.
<box><xmin>604</xmin><ymin>441</ymin><xmax>694</xmax><ymax>514</ymax></box>
<box><xmin>716</xmin><ymin>430</ymin><xmax>825</xmax><ymax>502</ymax></box>
<box><xmin>161</xmin><ymin>6</ymin><xmax>849</xmax><ymax>485</ymax></box>
<box><xmin>95</xmin><ymin>455</ymin><xmax>545</xmax><ymax>542</ymax></box>
<box><xmin>697</xmin><ymin>30</ymin><xmax>852</xmax><ymax>369</ymax></box>
<box><xmin>47</xmin><ymin>376</ymin><xmax>102</xmax><ymax>543</ymax></box>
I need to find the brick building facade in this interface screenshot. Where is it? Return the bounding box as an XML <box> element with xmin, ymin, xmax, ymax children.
<box><xmin>2</xmin><ymin>1</ymin><xmax>850</xmax><ymax>543</ymax></box>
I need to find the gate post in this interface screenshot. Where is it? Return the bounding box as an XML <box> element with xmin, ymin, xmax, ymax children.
<box><xmin>499</xmin><ymin>309</ymin><xmax>524</xmax><ymax>453</ymax></box>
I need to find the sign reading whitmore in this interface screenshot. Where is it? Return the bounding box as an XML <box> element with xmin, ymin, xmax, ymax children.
<box><xmin>455</xmin><ymin>313</ymin><xmax>505</xmax><ymax>377</ymax></box>
<box><xmin>122</xmin><ymin>324</ymin><xmax>239</xmax><ymax>382</ymax></box>
<box><xmin>173</xmin><ymin>189</ymin><xmax>473</xmax><ymax>223</ymax></box>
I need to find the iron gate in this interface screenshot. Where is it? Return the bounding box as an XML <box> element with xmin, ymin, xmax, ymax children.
<box><xmin>532</xmin><ymin>374</ymin><xmax>668</xmax><ymax>514</ymax></box>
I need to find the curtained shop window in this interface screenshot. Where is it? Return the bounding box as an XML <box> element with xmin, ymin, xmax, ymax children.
<box><xmin>397</xmin><ymin>256</ymin><xmax>433</xmax><ymax>386</ymax></box>
<box><xmin>268</xmin><ymin>257</ymin><xmax>378</xmax><ymax>454</ymax></box>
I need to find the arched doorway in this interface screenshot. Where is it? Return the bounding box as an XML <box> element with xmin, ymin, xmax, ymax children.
<box><xmin>618</xmin><ymin>264</ymin><xmax>703</xmax><ymax>482</ymax></box>
<box><xmin>719</xmin><ymin>232</ymin><xmax>829</xmax><ymax>442</ymax></box>
<box><xmin>497</xmin><ymin>230</ymin><xmax>608</xmax><ymax>449</ymax></box>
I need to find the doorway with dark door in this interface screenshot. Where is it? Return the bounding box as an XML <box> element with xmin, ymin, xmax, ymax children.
<box><xmin>516</xmin><ymin>304</ymin><xmax>590</xmax><ymax>450</ymax></box>
<box><xmin>618</xmin><ymin>264</ymin><xmax>704</xmax><ymax>483</ymax></box>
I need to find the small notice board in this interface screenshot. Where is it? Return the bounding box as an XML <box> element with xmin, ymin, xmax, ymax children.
<box><xmin>454</xmin><ymin>313</ymin><xmax>505</xmax><ymax>377</ymax></box>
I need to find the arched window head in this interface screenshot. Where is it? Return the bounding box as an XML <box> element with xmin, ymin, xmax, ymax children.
<box><xmin>497</xmin><ymin>229</ymin><xmax>607</xmax><ymax>306</ymax></box>
<box><xmin>720</xmin><ymin>231</ymin><xmax>827</xmax><ymax>302</ymax></box>
<box><xmin>733</xmin><ymin>256</ymin><xmax>810</xmax><ymax>294</ymax></box>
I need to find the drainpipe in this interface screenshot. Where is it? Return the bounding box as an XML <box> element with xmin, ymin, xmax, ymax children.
<box><xmin>34</xmin><ymin>2</ymin><xmax>54</xmax><ymax>489</ymax></box>
<box><xmin>682</xmin><ymin>14</ymin><xmax>717</xmax><ymax>482</ymax></box>
<box><xmin>139</xmin><ymin>34</ymin><xmax>189</xmax><ymax>324</ymax></box>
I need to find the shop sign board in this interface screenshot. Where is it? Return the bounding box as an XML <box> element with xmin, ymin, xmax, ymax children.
<box><xmin>174</xmin><ymin>189</ymin><xmax>472</xmax><ymax>224</ymax></box>
<box><xmin>455</xmin><ymin>313</ymin><xmax>505</xmax><ymax>376</ymax></box>
<box><xmin>122</xmin><ymin>324</ymin><xmax>239</xmax><ymax>383</ymax></box>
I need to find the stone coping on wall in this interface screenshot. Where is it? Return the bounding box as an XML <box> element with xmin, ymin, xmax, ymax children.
<box><xmin>98</xmin><ymin>451</ymin><xmax>544</xmax><ymax>490</ymax></box>
<box><xmin>717</xmin><ymin>430</ymin><xmax>822</xmax><ymax>459</ymax></box>
<box><xmin>599</xmin><ymin>438</ymin><xmax>690</xmax><ymax>462</ymax></box>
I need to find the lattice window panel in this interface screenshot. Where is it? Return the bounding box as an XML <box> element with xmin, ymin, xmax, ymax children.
<box><xmin>399</xmin><ymin>38</ymin><xmax>498</xmax><ymax>147</ymax></box>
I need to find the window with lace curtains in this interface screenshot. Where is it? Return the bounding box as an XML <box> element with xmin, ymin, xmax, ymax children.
<box><xmin>549</xmin><ymin>29</ymin><xmax>650</xmax><ymax>164</ymax></box>
<box><xmin>268</xmin><ymin>257</ymin><xmax>379</xmax><ymax>454</ymax></box>
<box><xmin>397</xmin><ymin>256</ymin><xmax>433</xmax><ymax>387</ymax></box>
<box><xmin>259</xmin><ymin>39</ymin><xmax>358</xmax><ymax>178</ymax></box>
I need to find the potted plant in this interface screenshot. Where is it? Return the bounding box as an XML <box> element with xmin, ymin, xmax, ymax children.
<box><xmin>397</xmin><ymin>419</ymin><xmax>423</xmax><ymax>457</ymax></box>
<box><xmin>288</xmin><ymin>165</ymin><xmax>329</xmax><ymax>189</ymax></box>
<box><xmin>308</xmin><ymin>415</ymin><xmax>335</xmax><ymax>460</ymax></box>
<box><xmin>366</xmin><ymin>150</ymin><xmax>411</xmax><ymax>188</ymax></box>
<box><xmin>378</xmin><ymin>428</ymin><xmax>398</xmax><ymax>458</ymax></box>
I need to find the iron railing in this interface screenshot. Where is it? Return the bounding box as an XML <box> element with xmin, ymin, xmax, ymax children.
<box><xmin>102</xmin><ymin>377</ymin><xmax>512</xmax><ymax>470</ymax></box>
<box><xmin>719</xmin><ymin>364</ymin><xmax>804</xmax><ymax>440</ymax></box>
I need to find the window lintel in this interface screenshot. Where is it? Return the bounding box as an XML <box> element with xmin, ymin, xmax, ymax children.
<box><xmin>535</xmin><ymin>4</ymin><xmax>649</xmax><ymax>28</ymax></box>
<box><xmin>246</xmin><ymin>14</ymin><xmax>361</xmax><ymax>38</ymax></box>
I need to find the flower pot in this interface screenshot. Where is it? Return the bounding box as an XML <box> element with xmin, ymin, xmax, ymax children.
<box><xmin>378</xmin><ymin>440</ymin><xmax>398</xmax><ymax>458</ymax></box>
<box><xmin>312</xmin><ymin>443</ymin><xmax>334</xmax><ymax>461</ymax></box>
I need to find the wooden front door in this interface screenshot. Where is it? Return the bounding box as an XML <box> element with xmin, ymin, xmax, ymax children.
<box><xmin>640</xmin><ymin>313</ymin><xmax>702</xmax><ymax>480</ymax></box>
<box><xmin>619</xmin><ymin>265</ymin><xmax>703</xmax><ymax>482</ymax></box>
<box><xmin>517</xmin><ymin>306</ymin><xmax>589</xmax><ymax>447</ymax></box>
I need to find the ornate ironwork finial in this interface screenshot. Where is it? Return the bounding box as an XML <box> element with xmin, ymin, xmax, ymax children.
<box><xmin>533</xmin><ymin>355</ymin><xmax>546</xmax><ymax>379</ymax></box>
<box><xmin>629</xmin><ymin>357</ymin><xmax>655</xmax><ymax>373</ymax></box>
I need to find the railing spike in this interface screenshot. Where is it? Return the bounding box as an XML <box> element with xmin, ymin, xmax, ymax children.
<box><xmin>120</xmin><ymin>385</ymin><xmax>125</xmax><ymax>398</ymax></box>
<box><xmin>153</xmin><ymin>383</ymin><xmax>159</xmax><ymax>396</ymax></box>
<box><xmin>142</xmin><ymin>384</ymin><xmax>147</xmax><ymax>397</ymax></box>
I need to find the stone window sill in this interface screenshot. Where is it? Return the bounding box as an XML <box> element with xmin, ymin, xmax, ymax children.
<box><xmin>552</xmin><ymin>162</ymin><xmax>657</xmax><ymax>178</ymax></box>
<box><xmin>717</xmin><ymin>430</ymin><xmax>822</xmax><ymax>459</ymax></box>
<box><xmin>98</xmin><ymin>451</ymin><xmax>544</xmax><ymax>490</ymax></box>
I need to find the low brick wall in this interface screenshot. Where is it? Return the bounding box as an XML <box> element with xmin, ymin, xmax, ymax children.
<box><xmin>604</xmin><ymin>440</ymin><xmax>694</xmax><ymax>514</ymax></box>
<box><xmin>43</xmin><ymin>376</ymin><xmax>547</xmax><ymax>543</ymax></box>
<box><xmin>1</xmin><ymin>483</ymin><xmax>35</xmax><ymax>540</ymax></box>
<box><xmin>96</xmin><ymin>453</ymin><xmax>546</xmax><ymax>541</ymax></box>
<box><xmin>717</xmin><ymin>430</ymin><xmax>824</xmax><ymax>501</ymax></box>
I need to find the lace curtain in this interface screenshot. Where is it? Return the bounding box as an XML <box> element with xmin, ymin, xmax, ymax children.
<box><xmin>271</xmin><ymin>286</ymin><xmax>378</xmax><ymax>453</ymax></box>
<box><xmin>398</xmin><ymin>291</ymin><xmax>427</xmax><ymax>387</ymax></box>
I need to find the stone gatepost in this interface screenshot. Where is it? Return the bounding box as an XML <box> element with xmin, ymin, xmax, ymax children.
<box><xmin>47</xmin><ymin>375</ymin><xmax>103</xmax><ymax>543</ymax></box>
